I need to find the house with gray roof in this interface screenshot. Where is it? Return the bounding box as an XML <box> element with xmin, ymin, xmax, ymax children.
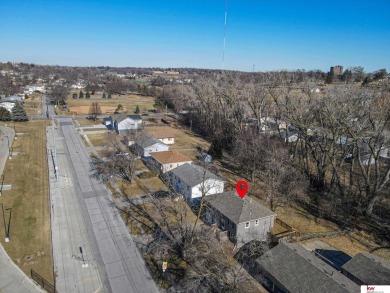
<box><xmin>341</xmin><ymin>253</ymin><xmax>390</xmax><ymax>285</ymax></box>
<box><xmin>167</xmin><ymin>163</ymin><xmax>224</xmax><ymax>204</ymax></box>
<box><xmin>204</xmin><ymin>191</ymin><xmax>275</xmax><ymax>246</ymax></box>
<box><xmin>104</xmin><ymin>114</ymin><xmax>143</xmax><ymax>135</ymax></box>
<box><xmin>133</xmin><ymin>136</ymin><xmax>169</xmax><ymax>157</ymax></box>
<box><xmin>255</xmin><ymin>242</ymin><xmax>360</xmax><ymax>293</ymax></box>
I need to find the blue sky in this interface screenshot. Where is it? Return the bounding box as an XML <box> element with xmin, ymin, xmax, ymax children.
<box><xmin>1</xmin><ymin>0</ymin><xmax>389</xmax><ymax>72</ymax></box>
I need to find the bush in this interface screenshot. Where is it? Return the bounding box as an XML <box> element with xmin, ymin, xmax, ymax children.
<box><xmin>138</xmin><ymin>169</ymin><xmax>159</xmax><ymax>179</ymax></box>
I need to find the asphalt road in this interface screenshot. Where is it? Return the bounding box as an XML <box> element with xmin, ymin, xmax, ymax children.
<box><xmin>51</xmin><ymin>118</ymin><xmax>157</xmax><ymax>293</ymax></box>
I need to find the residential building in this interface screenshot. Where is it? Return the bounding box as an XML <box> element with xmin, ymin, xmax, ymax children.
<box><xmin>104</xmin><ymin>114</ymin><xmax>143</xmax><ymax>135</ymax></box>
<box><xmin>167</xmin><ymin>163</ymin><xmax>224</xmax><ymax>204</ymax></box>
<box><xmin>133</xmin><ymin>136</ymin><xmax>169</xmax><ymax>157</ymax></box>
<box><xmin>149</xmin><ymin>150</ymin><xmax>192</xmax><ymax>173</ymax></box>
<box><xmin>204</xmin><ymin>191</ymin><xmax>276</xmax><ymax>246</ymax></box>
<box><xmin>255</xmin><ymin>242</ymin><xmax>359</xmax><ymax>293</ymax></box>
<box><xmin>341</xmin><ymin>253</ymin><xmax>390</xmax><ymax>285</ymax></box>
<box><xmin>146</xmin><ymin>127</ymin><xmax>175</xmax><ymax>144</ymax></box>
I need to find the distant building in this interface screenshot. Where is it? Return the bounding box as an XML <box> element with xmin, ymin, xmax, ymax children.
<box><xmin>133</xmin><ymin>136</ymin><xmax>169</xmax><ymax>157</ymax></box>
<box><xmin>330</xmin><ymin>65</ymin><xmax>343</xmax><ymax>76</ymax></box>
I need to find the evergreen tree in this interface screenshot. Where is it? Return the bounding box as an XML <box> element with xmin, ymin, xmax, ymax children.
<box><xmin>12</xmin><ymin>102</ymin><xmax>28</xmax><ymax>121</ymax></box>
<box><xmin>79</xmin><ymin>90</ymin><xmax>84</xmax><ymax>99</ymax></box>
<box><xmin>107</xmin><ymin>93</ymin><xmax>112</xmax><ymax>99</ymax></box>
<box><xmin>85</xmin><ymin>91</ymin><xmax>91</xmax><ymax>99</ymax></box>
<box><xmin>134</xmin><ymin>105</ymin><xmax>140</xmax><ymax>114</ymax></box>
<box><xmin>102</xmin><ymin>92</ymin><xmax>107</xmax><ymax>99</ymax></box>
<box><xmin>0</xmin><ymin>107</ymin><xmax>11</xmax><ymax>121</ymax></box>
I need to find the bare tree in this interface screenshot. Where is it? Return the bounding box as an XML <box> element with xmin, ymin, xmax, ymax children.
<box><xmin>49</xmin><ymin>84</ymin><xmax>69</xmax><ymax>105</ymax></box>
<box><xmin>88</xmin><ymin>102</ymin><xmax>102</xmax><ymax>121</ymax></box>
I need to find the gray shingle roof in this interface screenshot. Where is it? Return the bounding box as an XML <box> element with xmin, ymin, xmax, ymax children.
<box><xmin>115</xmin><ymin>114</ymin><xmax>143</xmax><ymax>123</ymax></box>
<box><xmin>127</xmin><ymin>114</ymin><xmax>142</xmax><ymax>121</ymax></box>
<box><xmin>169</xmin><ymin>163</ymin><xmax>222</xmax><ymax>187</ymax></box>
<box><xmin>341</xmin><ymin>253</ymin><xmax>390</xmax><ymax>285</ymax></box>
<box><xmin>205</xmin><ymin>191</ymin><xmax>275</xmax><ymax>224</ymax></box>
<box><xmin>257</xmin><ymin>242</ymin><xmax>359</xmax><ymax>293</ymax></box>
<box><xmin>135</xmin><ymin>136</ymin><xmax>166</xmax><ymax>148</ymax></box>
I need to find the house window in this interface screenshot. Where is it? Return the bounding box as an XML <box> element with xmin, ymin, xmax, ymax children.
<box><xmin>221</xmin><ymin>219</ymin><xmax>225</xmax><ymax>229</ymax></box>
<box><xmin>170</xmin><ymin>164</ymin><xmax>173</xmax><ymax>168</ymax></box>
<box><xmin>255</xmin><ymin>220</ymin><xmax>259</xmax><ymax>226</ymax></box>
<box><xmin>169</xmin><ymin>137</ymin><xmax>173</xmax><ymax>141</ymax></box>
<box><xmin>245</xmin><ymin>222</ymin><xmax>250</xmax><ymax>229</ymax></box>
<box><xmin>187</xmin><ymin>186</ymin><xmax>190</xmax><ymax>191</ymax></box>
<box><xmin>229</xmin><ymin>220</ymin><xmax>233</xmax><ymax>228</ymax></box>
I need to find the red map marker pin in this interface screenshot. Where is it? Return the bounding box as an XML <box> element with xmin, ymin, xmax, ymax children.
<box><xmin>236</xmin><ymin>180</ymin><xmax>248</xmax><ymax>199</ymax></box>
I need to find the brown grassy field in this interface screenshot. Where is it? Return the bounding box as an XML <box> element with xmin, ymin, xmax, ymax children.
<box><xmin>87</xmin><ymin>133</ymin><xmax>109</xmax><ymax>147</ymax></box>
<box><xmin>120</xmin><ymin>177</ymin><xmax>168</xmax><ymax>197</ymax></box>
<box><xmin>66</xmin><ymin>94</ymin><xmax>156</xmax><ymax>114</ymax></box>
<box><xmin>0</xmin><ymin>120</ymin><xmax>53</xmax><ymax>283</ymax></box>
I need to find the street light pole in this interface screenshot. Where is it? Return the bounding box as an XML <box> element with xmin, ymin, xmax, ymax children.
<box><xmin>13</xmin><ymin>121</ymin><xmax>17</xmax><ymax>140</ymax></box>
<box><xmin>5</xmin><ymin>135</ymin><xmax>11</xmax><ymax>159</ymax></box>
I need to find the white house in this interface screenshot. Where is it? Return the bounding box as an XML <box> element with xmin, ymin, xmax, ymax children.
<box><xmin>133</xmin><ymin>136</ymin><xmax>169</xmax><ymax>157</ymax></box>
<box><xmin>167</xmin><ymin>163</ymin><xmax>224</xmax><ymax>204</ymax></box>
<box><xmin>105</xmin><ymin>114</ymin><xmax>143</xmax><ymax>135</ymax></box>
<box><xmin>149</xmin><ymin>150</ymin><xmax>192</xmax><ymax>173</ymax></box>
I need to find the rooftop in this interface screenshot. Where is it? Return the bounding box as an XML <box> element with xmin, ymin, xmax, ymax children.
<box><xmin>135</xmin><ymin>136</ymin><xmax>166</xmax><ymax>148</ymax></box>
<box><xmin>205</xmin><ymin>191</ymin><xmax>275</xmax><ymax>224</ymax></box>
<box><xmin>341</xmin><ymin>253</ymin><xmax>390</xmax><ymax>285</ymax></box>
<box><xmin>256</xmin><ymin>242</ymin><xmax>359</xmax><ymax>293</ymax></box>
<box><xmin>150</xmin><ymin>150</ymin><xmax>191</xmax><ymax>164</ymax></box>
<box><xmin>169</xmin><ymin>163</ymin><xmax>222</xmax><ymax>187</ymax></box>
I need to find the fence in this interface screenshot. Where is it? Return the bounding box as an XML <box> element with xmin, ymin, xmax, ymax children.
<box><xmin>273</xmin><ymin>218</ymin><xmax>301</xmax><ymax>241</ymax></box>
<box><xmin>31</xmin><ymin>269</ymin><xmax>56</xmax><ymax>293</ymax></box>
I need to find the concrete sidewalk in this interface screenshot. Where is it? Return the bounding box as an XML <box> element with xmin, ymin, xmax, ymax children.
<box><xmin>0</xmin><ymin>126</ymin><xmax>44</xmax><ymax>293</ymax></box>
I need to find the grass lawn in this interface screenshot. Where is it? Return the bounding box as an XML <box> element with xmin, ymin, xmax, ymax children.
<box><xmin>87</xmin><ymin>133</ymin><xmax>109</xmax><ymax>147</ymax></box>
<box><xmin>66</xmin><ymin>94</ymin><xmax>156</xmax><ymax>114</ymax></box>
<box><xmin>120</xmin><ymin>176</ymin><xmax>168</xmax><ymax>197</ymax></box>
<box><xmin>0</xmin><ymin>120</ymin><xmax>53</xmax><ymax>283</ymax></box>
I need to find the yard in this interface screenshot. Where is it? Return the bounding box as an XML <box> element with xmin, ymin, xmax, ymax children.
<box><xmin>87</xmin><ymin>133</ymin><xmax>109</xmax><ymax>147</ymax></box>
<box><xmin>119</xmin><ymin>176</ymin><xmax>168</xmax><ymax>197</ymax></box>
<box><xmin>146</xmin><ymin>125</ymin><xmax>210</xmax><ymax>161</ymax></box>
<box><xmin>0</xmin><ymin>120</ymin><xmax>53</xmax><ymax>283</ymax></box>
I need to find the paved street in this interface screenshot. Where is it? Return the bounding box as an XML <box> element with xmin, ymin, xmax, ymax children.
<box><xmin>50</xmin><ymin>118</ymin><xmax>158</xmax><ymax>293</ymax></box>
<box><xmin>47</xmin><ymin>121</ymin><xmax>103</xmax><ymax>293</ymax></box>
<box><xmin>0</xmin><ymin>126</ymin><xmax>44</xmax><ymax>293</ymax></box>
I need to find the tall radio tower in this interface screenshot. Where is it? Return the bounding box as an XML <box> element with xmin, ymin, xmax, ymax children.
<box><xmin>222</xmin><ymin>0</ymin><xmax>228</xmax><ymax>72</ymax></box>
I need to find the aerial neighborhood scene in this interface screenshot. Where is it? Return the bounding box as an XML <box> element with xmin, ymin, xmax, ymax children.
<box><xmin>1</xmin><ymin>1</ymin><xmax>390</xmax><ymax>293</ymax></box>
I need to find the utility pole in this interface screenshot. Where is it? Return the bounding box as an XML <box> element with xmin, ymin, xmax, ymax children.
<box><xmin>0</xmin><ymin>174</ymin><xmax>4</xmax><ymax>196</ymax></box>
<box><xmin>0</xmin><ymin>203</ymin><xmax>9</xmax><ymax>242</ymax></box>
<box><xmin>52</xmin><ymin>118</ymin><xmax>58</xmax><ymax>182</ymax></box>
